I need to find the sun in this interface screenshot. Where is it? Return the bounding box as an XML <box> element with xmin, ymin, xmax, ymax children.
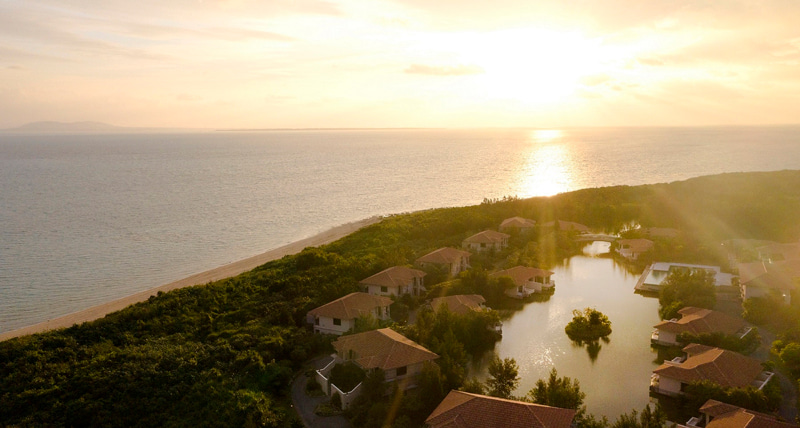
<box><xmin>458</xmin><ymin>29</ymin><xmax>605</xmax><ymax>104</ymax></box>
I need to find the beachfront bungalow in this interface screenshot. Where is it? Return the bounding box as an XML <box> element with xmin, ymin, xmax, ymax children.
<box><xmin>462</xmin><ymin>230</ymin><xmax>510</xmax><ymax>253</ymax></box>
<box><xmin>490</xmin><ymin>265</ymin><xmax>555</xmax><ymax>299</ymax></box>
<box><xmin>416</xmin><ymin>247</ymin><xmax>471</xmax><ymax>278</ymax></box>
<box><xmin>738</xmin><ymin>259</ymin><xmax>800</xmax><ymax>304</ymax></box>
<box><xmin>306</xmin><ymin>292</ymin><xmax>392</xmax><ymax>335</ymax></box>
<box><xmin>431</xmin><ymin>294</ymin><xmax>487</xmax><ymax>316</ymax></box>
<box><xmin>499</xmin><ymin>216</ymin><xmax>537</xmax><ymax>233</ymax></box>
<box><xmin>650</xmin><ymin>344</ymin><xmax>773</xmax><ymax>397</ymax></box>
<box><xmin>615</xmin><ymin>238</ymin><xmax>654</xmax><ymax>261</ymax></box>
<box><xmin>679</xmin><ymin>399</ymin><xmax>798</xmax><ymax>428</ymax></box>
<box><xmin>635</xmin><ymin>262</ymin><xmax>736</xmax><ymax>296</ymax></box>
<box><xmin>540</xmin><ymin>220</ymin><xmax>591</xmax><ymax>233</ymax></box>
<box><xmin>651</xmin><ymin>307</ymin><xmax>751</xmax><ymax>347</ymax></box>
<box><xmin>425</xmin><ymin>390</ymin><xmax>577</xmax><ymax>428</ymax></box>
<box><xmin>360</xmin><ymin>266</ymin><xmax>427</xmax><ymax>297</ymax></box>
<box><xmin>315</xmin><ymin>328</ymin><xmax>438</xmax><ymax>409</ymax></box>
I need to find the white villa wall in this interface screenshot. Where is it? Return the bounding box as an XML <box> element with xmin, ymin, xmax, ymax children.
<box><xmin>656</xmin><ymin>376</ymin><xmax>683</xmax><ymax>396</ymax></box>
<box><xmin>314</xmin><ymin>316</ymin><xmax>354</xmax><ymax>335</ymax></box>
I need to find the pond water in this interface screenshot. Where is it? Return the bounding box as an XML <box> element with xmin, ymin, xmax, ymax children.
<box><xmin>475</xmin><ymin>242</ymin><xmax>662</xmax><ymax>420</ymax></box>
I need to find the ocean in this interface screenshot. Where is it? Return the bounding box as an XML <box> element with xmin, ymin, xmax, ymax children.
<box><xmin>1</xmin><ymin>126</ymin><xmax>799</xmax><ymax>333</ymax></box>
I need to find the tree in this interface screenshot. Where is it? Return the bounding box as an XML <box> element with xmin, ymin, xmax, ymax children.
<box><xmin>658</xmin><ymin>269</ymin><xmax>716</xmax><ymax>319</ymax></box>
<box><xmin>527</xmin><ymin>368</ymin><xmax>586</xmax><ymax>417</ymax></box>
<box><xmin>611</xmin><ymin>404</ymin><xmax>666</xmax><ymax>428</ymax></box>
<box><xmin>565</xmin><ymin>308</ymin><xmax>612</xmax><ymax>343</ymax></box>
<box><xmin>486</xmin><ymin>356</ymin><xmax>519</xmax><ymax>398</ymax></box>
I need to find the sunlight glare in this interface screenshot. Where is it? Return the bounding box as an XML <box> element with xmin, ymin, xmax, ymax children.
<box><xmin>457</xmin><ymin>29</ymin><xmax>605</xmax><ymax>104</ymax></box>
<box><xmin>532</xmin><ymin>129</ymin><xmax>563</xmax><ymax>142</ymax></box>
<box><xmin>518</xmin><ymin>135</ymin><xmax>574</xmax><ymax>197</ymax></box>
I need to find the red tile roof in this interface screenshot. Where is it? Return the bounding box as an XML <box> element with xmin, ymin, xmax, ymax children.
<box><xmin>700</xmin><ymin>399</ymin><xmax>797</xmax><ymax>428</ymax></box>
<box><xmin>617</xmin><ymin>238</ymin><xmax>654</xmax><ymax>253</ymax></box>
<box><xmin>738</xmin><ymin>260</ymin><xmax>800</xmax><ymax>291</ymax></box>
<box><xmin>654</xmin><ymin>345</ymin><xmax>763</xmax><ymax>388</ymax></box>
<box><xmin>490</xmin><ymin>266</ymin><xmax>554</xmax><ymax>287</ymax></box>
<box><xmin>654</xmin><ymin>307</ymin><xmax>746</xmax><ymax>336</ymax></box>
<box><xmin>425</xmin><ymin>390</ymin><xmax>576</xmax><ymax>428</ymax></box>
<box><xmin>540</xmin><ymin>220</ymin><xmax>590</xmax><ymax>233</ymax></box>
<box><xmin>500</xmin><ymin>217</ymin><xmax>537</xmax><ymax>230</ymax></box>
<box><xmin>431</xmin><ymin>294</ymin><xmax>486</xmax><ymax>315</ymax></box>
<box><xmin>332</xmin><ymin>328</ymin><xmax>438</xmax><ymax>371</ymax></box>
<box><xmin>359</xmin><ymin>266</ymin><xmax>426</xmax><ymax>288</ymax></box>
<box><xmin>416</xmin><ymin>247</ymin><xmax>472</xmax><ymax>265</ymax></box>
<box><xmin>463</xmin><ymin>230</ymin><xmax>510</xmax><ymax>244</ymax></box>
<box><xmin>307</xmin><ymin>292</ymin><xmax>392</xmax><ymax>320</ymax></box>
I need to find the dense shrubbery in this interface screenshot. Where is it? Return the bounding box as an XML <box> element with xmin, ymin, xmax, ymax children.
<box><xmin>658</xmin><ymin>270</ymin><xmax>716</xmax><ymax>320</ymax></box>
<box><xmin>2</xmin><ymin>171</ymin><xmax>800</xmax><ymax>426</ymax></box>
<box><xmin>565</xmin><ymin>308</ymin><xmax>612</xmax><ymax>344</ymax></box>
<box><xmin>677</xmin><ymin>329</ymin><xmax>760</xmax><ymax>354</ymax></box>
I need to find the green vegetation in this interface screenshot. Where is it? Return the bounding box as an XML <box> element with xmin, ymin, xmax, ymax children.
<box><xmin>658</xmin><ymin>269</ymin><xmax>717</xmax><ymax>320</ymax></box>
<box><xmin>329</xmin><ymin>362</ymin><xmax>366</xmax><ymax>393</ymax></box>
<box><xmin>565</xmin><ymin>308</ymin><xmax>612</xmax><ymax>344</ymax></box>
<box><xmin>486</xmin><ymin>356</ymin><xmax>520</xmax><ymax>398</ymax></box>
<box><xmin>528</xmin><ymin>368</ymin><xmax>588</xmax><ymax>421</ymax></box>
<box><xmin>681</xmin><ymin>380</ymin><xmax>782</xmax><ymax>414</ymax></box>
<box><xmin>676</xmin><ymin>329</ymin><xmax>760</xmax><ymax>354</ymax></box>
<box><xmin>2</xmin><ymin>171</ymin><xmax>800</xmax><ymax>427</ymax></box>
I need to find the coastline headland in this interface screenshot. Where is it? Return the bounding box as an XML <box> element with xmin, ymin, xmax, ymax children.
<box><xmin>0</xmin><ymin>216</ymin><xmax>381</xmax><ymax>342</ymax></box>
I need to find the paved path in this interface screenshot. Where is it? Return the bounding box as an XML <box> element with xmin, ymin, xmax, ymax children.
<box><xmin>754</xmin><ymin>328</ymin><xmax>798</xmax><ymax>422</ymax></box>
<box><xmin>291</xmin><ymin>356</ymin><xmax>352</xmax><ymax>428</ymax></box>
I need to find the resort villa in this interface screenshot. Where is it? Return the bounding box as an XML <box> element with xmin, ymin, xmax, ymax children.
<box><xmin>306</xmin><ymin>292</ymin><xmax>392</xmax><ymax>335</ymax></box>
<box><xmin>615</xmin><ymin>238</ymin><xmax>654</xmax><ymax>261</ymax></box>
<box><xmin>425</xmin><ymin>390</ymin><xmax>577</xmax><ymax>428</ymax></box>
<box><xmin>462</xmin><ymin>230</ymin><xmax>510</xmax><ymax>253</ymax></box>
<box><xmin>635</xmin><ymin>262</ymin><xmax>736</xmax><ymax>296</ymax></box>
<box><xmin>650</xmin><ymin>344</ymin><xmax>773</xmax><ymax>397</ymax></box>
<box><xmin>315</xmin><ymin>328</ymin><xmax>438</xmax><ymax>409</ymax></box>
<box><xmin>431</xmin><ymin>294</ymin><xmax>487</xmax><ymax>315</ymax></box>
<box><xmin>651</xmin><ymin>307</ymin><xmax>751</xmax><ymax>347</ymax></box>
<box><xmin>499</xmin><ymin>216</ymin><xmax>537</xmax><ymax>233</ymax></box>
<box><xmin>540</xmin><ymin>220</ymin><xmax>591</xmax><ymax>233</ymax></box>
<box><xmin>490</xmin><ymin>266</ymin><xmax>555</xmax><ymax>299</ymax></box>
<box><xmin>359</xmin><ymin>266</ymin><xmax>427</xmax><ymax>297</ymax></box>
<box><xmin>415</xmin><ymin>247</ymin><xmax>471</xmax><ymax>277</ymax></box>
<box><xmin>756</xmin><ymin>241</ymin><xmax>800</xmax><ymax>262</ymax></box>
<box><xmin>680</xmin><ymin>399</ymin><xmax>798</xmax><ymax>428</ymax></box>
<box><xmin>737</xmin><ymin>259</ymin><xmax>800</xmax><ymax>304</ymax></box>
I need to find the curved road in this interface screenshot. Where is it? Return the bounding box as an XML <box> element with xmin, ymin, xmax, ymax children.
<box><xmin>291</xmin><ymin>356</ymin><xmax>353</xmax><ymax>428</ymax></box>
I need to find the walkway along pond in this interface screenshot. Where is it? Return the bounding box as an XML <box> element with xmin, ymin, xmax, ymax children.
<box><xmin>473</xmin><ymin>241</ymin><xmax>661</xmax><ymax>420</ymax></box>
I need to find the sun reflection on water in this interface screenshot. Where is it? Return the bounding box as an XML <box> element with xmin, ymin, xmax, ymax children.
<box><xmin>518</xmin><ymin>130</ymin><xmax>574</xmax><ymax>197</ymax></box>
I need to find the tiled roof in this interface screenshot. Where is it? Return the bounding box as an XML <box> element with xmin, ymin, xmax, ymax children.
<box><xmin>500</xmin><ymin>217</ymin><xmax>537</xmax><ymax>229</ymax></box>
<box><xmin>756</xmin><ymin>242</ymin><xmax>800</xmax><ymax>262</ymax></box>
<box><xmin>654</xmin><ymin>307</ymin><xmax>746</xmax><ymax>336</ymax></box>
<box><xmin>654</xmin><ymin>345</ymin><xmax>763</xmax><ymax>388</ymax></box>
<box><xmin>540</xmin><ymin>220</ymin><xmax>590</xmax><ymax>232</ymax></box>
<box><xmin>332</xmin><ymin>328</ymin><xmax>438</xmax><ymax>371</ymax></box>
<box><xmin>617</xmin><ymin>238</ymin><xmax>654</xmax><ymax>253</ymax></box>
<box><xmin>700</xmin><ymin>400</ymin><xmax>797</xmax><ymax>428</ymax></box>
<box><xmin>431</xmin><ymin>294</ymin><xmax>486</xmax><ymax>315</ymax></box>
<box><xmin>359</xmin><ymin>266</ymin><xmax>426</xmax><ymax>288</ymax></box>
<box><xmin>463</xmin><ymin>230</ymin><xmax>510</xmax><ymax>244</ymax></box>
<box><xmin>307</xmin><ymin>292</ymin><xmax>392</xmax><ymax>320</ymax></box>
<box><xmin>416</xmin><ymin>247</ymin><xmax>472</xmax><ymax>265</ymax></box>
<box><xmin>425</xmin><ymin>390</ymin><xmax>576</xmax><ymax>428</ymax></box>
<box><xmin>738</xmin><ymin>260</ymin><xmax>800</xmax><ymax>290</ymax></box>
<box><xmin>490</xmin><ymin>266</ymin><xmax>554</xmax><ymax>287</ymax></box>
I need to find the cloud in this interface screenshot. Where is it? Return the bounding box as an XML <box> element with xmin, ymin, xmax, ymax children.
<box><xmin>404</xmin><ymin>64</ymin><xmax>484</xmax><ymax>76</ymax></box>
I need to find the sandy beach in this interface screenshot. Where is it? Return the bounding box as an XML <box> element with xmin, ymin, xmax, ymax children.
<box><xmin>0</xmin><ymin>216</ymin><xmax>381</xmax><ymax>342</ymax></box>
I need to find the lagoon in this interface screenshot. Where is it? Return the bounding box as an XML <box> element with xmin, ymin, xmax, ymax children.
<box><xmin>476</xmin><ymin>241</ymin><xmax>661</xmax><ymax>420</ymax></box>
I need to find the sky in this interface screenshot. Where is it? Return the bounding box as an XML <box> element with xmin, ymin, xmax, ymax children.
<box><xmin>0</xmin><ymin>0</ymin><xmax>799</xmax><ymax>129</ymax></box>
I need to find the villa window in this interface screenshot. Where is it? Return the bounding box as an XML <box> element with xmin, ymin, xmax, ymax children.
<box><xmin>396</xmin><ymin>366</ymin><xmax>407</xmax><ymax>376</ymax></box>
<box><xmin>315</xmin><ymin>317</ymin><xmax>320</xmax><ymax>325</ymax></box>
<box><xmin>333</xmin><ymin>318</ymin><xmax>341</xmax><ymax>326</ymax></box>
<box><xmin>381</xmin><ymin>286</ymin><xmax>388</xmax><ymax>293</ymax></box>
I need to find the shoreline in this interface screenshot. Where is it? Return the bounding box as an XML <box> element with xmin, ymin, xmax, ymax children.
<box><xmin>0</xmin><ymin>216</ymin><xmax>382</xmax><ymax>342</ymax></box>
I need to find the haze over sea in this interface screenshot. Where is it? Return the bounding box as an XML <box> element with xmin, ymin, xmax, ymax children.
<box><xmin>1</xmin><ymin>126</ymin><xmax>799</xmax><ymax>333</ymax></box>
